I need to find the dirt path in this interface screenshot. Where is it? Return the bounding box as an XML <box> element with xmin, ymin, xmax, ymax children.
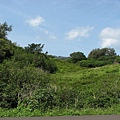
<box><xmin>0</xmin><ymin>115</ymin><xmax>120</xmax><ymax>120</ymax></box>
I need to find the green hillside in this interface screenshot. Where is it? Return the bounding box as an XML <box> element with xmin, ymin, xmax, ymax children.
<box><xmin>1</xmin><ymin>58</ymin><xmax>120</xmax><ymax>117</ymax></box>
<box><xmin>52</xmin><ymin>59</ymin><xmax>120</xmax><ymax>88</ymax></box>
<box><xmin>50</xmin><ymin>59</ymin><xmax>120</xmax><ymax>113</ymax></box>
<box><xmin>0</xmin><ymin>22</ymin><xmax>120</xmax><ymax>116</ymax></box>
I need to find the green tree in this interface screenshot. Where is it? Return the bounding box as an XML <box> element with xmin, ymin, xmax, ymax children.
<box><xmin>25</xmin><ymin>43</ymin><xmax>44</xmax><ymax>54</ymax></box>
<box><xmin>0</xmin><ymin>22</ymin><xmax>13</xmax><ymax>63</ymax></box>
<box><xmin>24</xmin><ymin>43</ymin><xmax>57</xmax><ymax>73</ymax></box>
<box><xmin>0</xmin><ymin>22</ymin><xmax>12</xmax><ymax>39</ymax></box>
<box><xmin>70</xmin><ymin>52</ymin><xmax>86</xmax><ymax>63</ymax></box>
<box><xmin>88</xmin><ymin>48</ymin><xmax>117</xmax><ymax>59</ymax></box>
<box><xmin>0</xmin><ymin>39</ymin><xmax>14</xmax><ymax>63</ymax></box>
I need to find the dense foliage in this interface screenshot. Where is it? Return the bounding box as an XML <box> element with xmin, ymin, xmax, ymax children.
<box><xmin>79</xmin><ymin>59</ymin><xmax>107</xmax><ymax>67</ymax></box>
<box><xmin>70</xmin><ymin>52</ymin><xmax>86</xmax><ymax>63</ymax></box>
<box><xmin>68</xmin><ymin>48</ymin><xmax>118</xmax><ymax>68</ymax></box>
<box><xmin>0</xmin><ymin>61</ymin><xmax>50</xmax><ymax>109</ymax></box>
<box><xmin>0</xmin><ymin>38</ymin><xmax>14</xmax><ymax>63</ymax></box>
<box><xmin>88</xmin><ymin>48</ymin><xmax>116</xmax><ymax>59</ymax></box>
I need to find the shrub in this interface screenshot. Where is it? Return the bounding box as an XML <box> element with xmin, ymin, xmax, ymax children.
<box><xmin>33</xmin><ymin>54</ymin><xmax>58</xmax><ymax>73</ymax></box>
<box><xmin>0</xmin><ymin>60</ymin><xmax>50</xmax><ymax>109</ymax></box>
<box><xmin>79</xmin><ymin>59</ymin><xmax>107</xmax><ymax>67</ymax></box>
<box><xmin>115</xmin><ymin>56</ymin><xmax>120</xmax><ymax>63</ymax></box>
<box><xmin>70</xmin><ymin>52</ymin><xmax>86</xmax><ymax>63</ymax></box>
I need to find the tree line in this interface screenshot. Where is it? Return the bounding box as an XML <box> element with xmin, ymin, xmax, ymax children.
<box><xmin>69</xmin><ymin>48</ymin><xmax>120</xmax><ymax>67</ymax></box>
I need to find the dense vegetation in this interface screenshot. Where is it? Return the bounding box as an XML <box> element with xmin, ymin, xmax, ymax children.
<box><xmin>0</xmin><ymin>22</ymin><xmax>120</xmax><ymax>117</ymax></box>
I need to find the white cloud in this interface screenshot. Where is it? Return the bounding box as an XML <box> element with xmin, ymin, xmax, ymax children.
<box><xmin>26</xmin><ymin>16</ymin><xmax>56</xmax><ymax>40</ymax></box>
<box><xmin>65</xmin><ymin>26</ymin><xmax>94</xmax><ymax>40</ymax></box>
<box><xmin>100</xmin><ymin>27</ymin><xmax>120</xmax><ymax>48</ymax></box>
<box><xmin>26</xmin><ymin>16</ymin><xmax>44</xmax><ymax>27</ymax></box>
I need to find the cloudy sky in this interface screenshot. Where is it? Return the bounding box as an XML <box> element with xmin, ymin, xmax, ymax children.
<box><xmin>0</xmin><ymin>0</ymin><xmax>120</xmax><ymax>56</ymax></box>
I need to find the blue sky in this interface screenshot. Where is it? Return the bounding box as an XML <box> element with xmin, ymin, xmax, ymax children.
<box><xmin>0</xmin><ymin>0</ymin><xmax>120</xmax><ymax>56</ymax></box>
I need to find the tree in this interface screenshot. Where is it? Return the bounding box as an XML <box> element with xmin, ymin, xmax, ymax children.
<box><xmin>88</xmin><ymin>48</ymin><xmax>117</xmax><ymax>59</ymax></box>
<box><xmin>25</xmin><ymin>43</ymin><xmax>44</xmax><ymax>54</ymax></box>
<box><xmin>70</xmin><ymin>52</ymin><xmax>86</xmax><ymax>63</ymax></box>
<box><xmin>24</xmin><ymin>43</ymin><xmax>57</xmax><ymax>73</ymax></box>
<box><xmin>0</xmin><ymin>22</ymin><xmax>13</xmax><ymax>63</ymax></box>
<box><xmin>0</xmin><ymin>39</ymin><xmax>14</xmax><ymax>63</ymax></box>
<box><xmin>0</xmin><ymin>22</ymin><xmax>12</xmax><ymax>39</ymax></box>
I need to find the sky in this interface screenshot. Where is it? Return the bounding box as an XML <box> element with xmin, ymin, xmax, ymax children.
<box><xmin>0</xmin><ymin>0</ymin><xmax>120</xmax><ymax>57</ymax></box>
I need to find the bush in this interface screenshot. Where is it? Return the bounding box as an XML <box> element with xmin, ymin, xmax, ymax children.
<box><xmin>79</xmin><ymin>59</ymin><xmax>107</xmax><ymax>67</ymax></box>
<box><xmin>98</xmin><ymin>56</ymin><xmax>116</xmax><ymax>64</ymax></box>
<box><xmin>33</xmin><ymin>54</ymin><xmax>58</xmax><ymax>73</ymax></box>
<box><xmin>0</xmin><ymin>60</ymin><xmax>50</xmax><ymax>109</ymax></box>
<box><xmin>70</xmin><ymin>52</ymin><xmax>86</xmax><ymax>63</ymax></box>
<box><xmin>115</xmin><ymin>56</ymin><xmax>120</xmax><ymax>63</ymax></box>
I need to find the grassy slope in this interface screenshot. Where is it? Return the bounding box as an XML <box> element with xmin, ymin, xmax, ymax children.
<box><xmin>52</xmin><ymin>59</ymin><xmax>120</xmax><ymax>90</ymax></box>
<box><xmin>50</xmin><ymin>59</ymin><xmax>120</xmax><ymax>115</ymax></box>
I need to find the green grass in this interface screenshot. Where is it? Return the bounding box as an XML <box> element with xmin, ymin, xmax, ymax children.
<box><xmin>1</xmin><ymin>104</ymin><xmax>120</xmax><ymax>117</ymax></box>
<box><xmin>52</xmin><ymin>60</ymin><xmax>120</xmax><ymax>89</ymax></box>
